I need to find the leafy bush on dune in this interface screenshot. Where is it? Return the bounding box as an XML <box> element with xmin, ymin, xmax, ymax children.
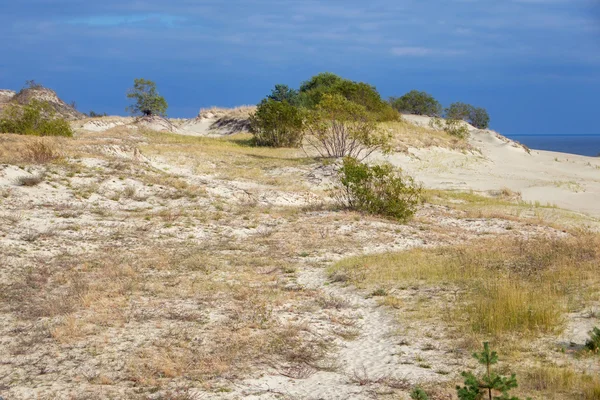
<box><xmin>303</xmin><ymin>94</ymin><xmax>392</xmax><ymax>160</ymax></box>
<box><xmin>446</xmin><ymin>102</ymin><xmax>490</xmax><ymax>129</ymax></box>
<box><xmin>249</xmin><ymin>99</ymin><xmax>304</xmax><ymax>147</ymax></box>
<box><xmin>389</xmin><ymin>90</ymin><xmax>442</xmax><ymax>116</ymax></box>
<box><xmin>261</xmin><ymin>72</ymin><xmax>399</xmax><ymax>122</ymax></box>
<box><xmin>0</xmin><ymin>99</ymin><xmax>73</xmax><ymax>137</ymax></box>
<box><xmin>333</xmin><ymin>156</ymin><xmax>422</xmax><ymax>222</ymax></box>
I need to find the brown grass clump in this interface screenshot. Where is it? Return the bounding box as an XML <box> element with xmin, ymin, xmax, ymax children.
<box><xmin>22</xmin><ymin>140</ymin><xmax>62</xmax><ymax>163</ymax></box>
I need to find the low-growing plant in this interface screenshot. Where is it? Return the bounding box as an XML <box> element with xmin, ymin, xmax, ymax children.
<box><xmin>304</xmin><ymin>94</ymin><xmax>391</xmax><ymax>160</ymax></box>
<box><xmin>457</xmin><ymin>342</ymin><xmax>530</xmax><ymax>400</ymax></box>
<box><xmin>0</xmin><ymin>99</ymin><xmax>73</xmax><ymax>137</ymax></box>
<box><xmin>333</xmin><ymin>157</ymin><xmax>422</xmax><ymax>222</ymax></box>
<box><xmin>15</xmin><ymin>173</ymin><xmax>45</xmax><ymax>186</ymax></box>
<box><xmin>249</xmin><ymin>99</ymin><xmax>304</xmax><ymax>147</ymax></box>
<box><xmin>585</xmin><ymin>327</ymin><xmax>600</xmax><ymax>353</ymax></box>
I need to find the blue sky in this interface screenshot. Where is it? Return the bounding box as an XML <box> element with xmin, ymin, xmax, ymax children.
<box><xmin>0</xmin><ymin>0</ymin><xmax>599</xmax><ymax>135</ymax></box>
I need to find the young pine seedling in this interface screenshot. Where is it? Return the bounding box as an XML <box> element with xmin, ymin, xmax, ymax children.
<box><xmin>456</xmin><ymin>342</ymin><xmax>531</xmax><ymax>400</ymax></box>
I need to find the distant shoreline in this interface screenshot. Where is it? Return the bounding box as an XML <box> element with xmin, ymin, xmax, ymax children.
<box><xmin>504</xmin><ymin>134</ymin><xmax>600</xmax><ymax>157</ymax></box>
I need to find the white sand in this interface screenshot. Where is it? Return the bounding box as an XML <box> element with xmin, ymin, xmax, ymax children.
<box><xmin>383</xmin><ymin>116</ymin><xmax>600</xmax><ymax>219</ymax></box>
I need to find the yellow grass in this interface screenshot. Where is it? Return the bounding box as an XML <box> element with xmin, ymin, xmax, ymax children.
<box><xmin>329</xmin><ymin>232</ymin><xmax>600</xmax><ymax>337</ymax></box>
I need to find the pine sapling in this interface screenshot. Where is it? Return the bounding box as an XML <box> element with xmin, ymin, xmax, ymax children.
<box><xmin>456</xmin><ymin>342</ymin><xmax>530</xmax><ymax>400</ymax></box>
<box><xmin>410</xmin><ymin>387</ymin><xmax>429</xmax><ymax>400</ymax></box>
<box><xmin>585</xmin><ymin>326</ymin><xmax>600</xmax><ymax>353</ymax></box>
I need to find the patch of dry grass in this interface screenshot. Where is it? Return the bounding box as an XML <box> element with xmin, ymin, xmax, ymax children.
<box><xmin>382</xmin><ymin>120</ymin><xmax>473</xmax><ymax>152</ymax></box>
<box><xmin>329</xmin><ymin>232</ymin><xmax>600</xmax><ymax>338</ymax></box>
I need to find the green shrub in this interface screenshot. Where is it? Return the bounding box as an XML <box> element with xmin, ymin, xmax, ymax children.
<box><xmin>457</xmin><ymin>342</ymin><xmax>530</xmax><ymax>400</ymax></box>
<box><xmin>304</xmin><ymin>94</ymin><xmax>391</xmax><ymax>160</ymax></box>
<box><xmin>390</xmin><ymin>90</ymin><xmax>442</xmax><ymax>116</ymax></box>
<box><xmin>0</xmin><ymin>99</ymin><xmax>73</xmax><ymax>137</ymax></box>
<box><xmin>445</xmin><ymin>102</ymin><xmax>490</xmax><ymax>129</ymax></box>
<box><xmin>249</xmin><ymin>99</ymin><xmax>304</xmax><ymax>147</ymax></box>
<box><xmin>333</xmin><ymin>157</ymin><xmax>421</xmax><ymax>222</ymax></box>
<box><xmin>126</xmin><ymin>78</ymin><xmax>168</xmax><ymax>117</ymax></box>
<box><xmin>586</xmin><ymin>327</ymin><xmax>600</xmax><ymax>353</ymax></box>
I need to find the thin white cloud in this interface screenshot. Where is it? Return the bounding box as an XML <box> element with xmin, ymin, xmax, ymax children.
<box><xmin>390</xmin><ymin>47</ymin><xmax>466</xmax><ymax>57</ymax></box>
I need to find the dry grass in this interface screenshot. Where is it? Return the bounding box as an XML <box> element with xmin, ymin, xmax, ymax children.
<box><xmin>197</xmin><ymin>105</ymin><xmax>256</xmax><ymax>119</ymax></box>
<box><xmin>382</xmin><ymin>120</ymin><xmax>473</xmax><ymax>152</ymax></box>
<box><xmin>523</xmin><ymin>365</ymin><xmax>600</xmax><ymax>399</ymax></box>
<box><xmin>329</xmin><ymin>232</ymin><xmax>600</xmax><ymax>338</ymax></box>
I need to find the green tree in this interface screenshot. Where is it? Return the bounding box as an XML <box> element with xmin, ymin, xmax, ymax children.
<box><xmin>457</xmin><ymin>342</ymin><xmax>530</xmax><ymax>400</ymax></box>
<box><xmin>470</xmin><ymin>107</ymin><xmax>490</xmax><ymax>129</ymax></box>
<box><xmin>126</xmin><ymin>78</ymin><xmax>168</xmax><ymax>117</ymax></box>
<box><xmin>304</xmin><ymin>94</ymin><xmax>391</xmax><ymax>160</ymax></box>
<box><xmin>333</xmin><ymin>157</ymin><xmax>422</xmax><ymax>222</ymax></box>
<box><xmin>390</xmin><ymin>90</ymin><xmax>442</xmax><ymax>116</ymax></box>
<box><xmin>249</xmin><ymin>99</ymin><xmax>304</xmax><ymax>147</ymax></box>
<box><xmin>265</xmin><ymin>84</ymin><xmax>300</xmax><ymax>106</ymax></box>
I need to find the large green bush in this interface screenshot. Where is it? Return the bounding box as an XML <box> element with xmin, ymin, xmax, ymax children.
<box><xmin>390</xmin><ymin>90</ymin><xmax>442</xmax><ymax>116</ymax></box>
<box><xmin>126</xmin><ymin>78</ymin><xmax>168</xmax><ymax>117</ymax></box>
<box><xmin>303</xmin><ymin>94</ymin><xmax>391</xmax><ymax>160</ymax></box>
<box><xmin>334</xmin><ymin>157</ymin><xmax>421</xmax><ymax>222</ymax></box>
<box><xmin>297</xmin><ymin>72</ymin><xmax>399</xmax><ymax>121</ymax></box>
<box><xmin>249</xmin><ymin>99</ymin><xmax>304</xmax><ymax>147</ymax></box>
<box><xmin>0</xmin><ymin>99</ymin><xmax>73</xmax><ymax>137</ymax></box>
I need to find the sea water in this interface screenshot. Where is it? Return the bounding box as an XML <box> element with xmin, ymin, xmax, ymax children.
<box><xmin>505</xmin><ymin>135</ymin><xmax>600</xmax><ymax>157</ymax></box>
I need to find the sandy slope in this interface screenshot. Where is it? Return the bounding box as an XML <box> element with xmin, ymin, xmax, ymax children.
<box><xmin>383</xmin><ymin>116</ymin><xmax>600</xmax><ymax>218</ymax></box>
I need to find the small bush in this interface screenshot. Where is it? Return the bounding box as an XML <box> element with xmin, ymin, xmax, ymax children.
<box><xmin>0</xmin><ymin>99</ymin><xmax>73</xmax><ymax>137</ymax></box>
<box><xmin>304</xmin><ymin>94</ymin><xmax>391</xmax><ymax>160</ymax></box>
<box><xmin>586</xmin><ymin>327</ymin><xmax>600</xmax><ymax>353</ymax></box>
<box><xmin>249</xmin><ymin>99</ymin><xmax>304</xmax><ymax>147</ymax></box>
<box><xmin>333</xmin><ymin>157</ymin><xmax>421</xmax><ymax>222</ymax></box>
<box><xmin>390</xmin><ymin>90</ymin><xmax>442</xmax><ymax>116</ymax></box>
<box><xmin>15</xmin><ymin>173</ymin><xmax>45</xmax><ymax>186</ymax></box>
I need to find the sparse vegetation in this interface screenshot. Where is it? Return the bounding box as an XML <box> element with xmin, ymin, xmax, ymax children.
<box><xmin>329</xmin><ymin>232</ymin><xmax>600</xmax><ymax>339</ymax></box>
<box><xmin>333</xmin><ymin>157</ymin><xmax>422</xmax><ymax>222</ymax></box>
